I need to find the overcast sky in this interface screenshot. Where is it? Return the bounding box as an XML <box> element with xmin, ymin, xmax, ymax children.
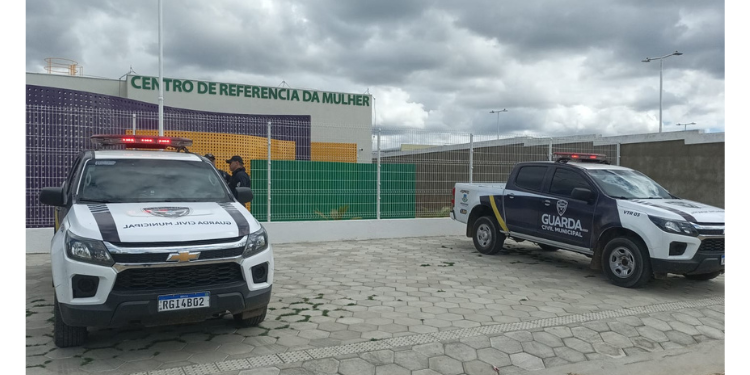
<box><xmin>25</xmin><ymin>0</ymin><xmax>726</xmax><ymax>137</ymax></box>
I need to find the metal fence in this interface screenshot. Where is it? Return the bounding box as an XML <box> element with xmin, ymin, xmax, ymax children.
<box><xmin>26</xmin><ymin>105</ymin><xmax>618</xmax><ymax>227</ymax></box>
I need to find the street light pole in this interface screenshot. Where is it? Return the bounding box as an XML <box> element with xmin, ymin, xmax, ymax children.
<box><xmin>642</xmin><ymin>51</ymin><xmax>683</xmax><ymax>133</ymax></box>
<box><xmin>490</xmin><ymin>109</ymin><xmax>508</xmax><ymax>140</ymax></box>
<box><xmin>676</xmin><ymin>122</ymin><xmax>696</xmax><ymax>131</ymax></box>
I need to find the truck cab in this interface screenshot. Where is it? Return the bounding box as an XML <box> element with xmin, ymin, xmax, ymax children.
<box><xmin>452</xmin><ymin>152</ymin><xmax>725</xmax><ymax>288</ymax></box>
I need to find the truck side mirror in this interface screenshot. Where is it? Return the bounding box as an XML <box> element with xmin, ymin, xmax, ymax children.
<box><xmin>571</xmin><ymin>188</ymin><xmax>594</xmax><ymax>203</ymax></box>
<box><xmin>236</xmin><ymin>187</ymin><xmax>254</xmax><ymax>205</ymax></box>
<box><xmin>39</xmin><ymin>187</ymin><xmax>65</xmax><ymax>207</ymax></box>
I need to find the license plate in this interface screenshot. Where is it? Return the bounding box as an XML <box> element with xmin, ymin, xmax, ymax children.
<box><xmin>721</xmin><ymin>254</ymin><xmax>725</xmax><ymax>265</ymax></box>
<box><xmin>158</xmin><ymin>292</ymin><xmax>210</xmax><ymax>312</ymax></box>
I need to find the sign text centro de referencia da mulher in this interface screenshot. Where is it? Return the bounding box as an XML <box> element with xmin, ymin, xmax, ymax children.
<box><xmin>130</xmin><ymin>75</ymin><xmax>370</xmax><ymax>107</ymax></box>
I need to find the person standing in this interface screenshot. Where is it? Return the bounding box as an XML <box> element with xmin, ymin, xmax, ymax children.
<box><xmin>204</xmin><ymin>153</ymin><xmax>231</xmax><ymax>183</ymax></box>
<box><xmin>226</xmin><ymin>155</ymin><xmax>251</xmax><ymax>199</ymax></box>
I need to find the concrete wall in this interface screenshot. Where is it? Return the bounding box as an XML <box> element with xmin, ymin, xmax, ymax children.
<box><xmin>620</xmin><ymin>140</ymin><xmax>724</xmax><ymax>208</ymax></box>
<box><xmin>26</xmin><ymin>73</ymin><xmax>125</xmax><ymax>97</ymax></box>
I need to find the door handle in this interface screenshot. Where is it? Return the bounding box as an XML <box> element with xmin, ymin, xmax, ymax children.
<box><xmin>508</xmin><ymin>193</ymin><xmax>514</xmax><ymax>199</ymax></box>
<box><xmin>544</xmin><ymin>200</ymin><xmax>551</xmax><ymax>206</ymax></box>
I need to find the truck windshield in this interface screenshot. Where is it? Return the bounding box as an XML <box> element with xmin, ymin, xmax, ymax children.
<box><xmin>76</xmin><ymin>159</ymin><xmax>232</xmax><ymax>203</ymax></box>
<box><xmin>587</xmin><ymin>169</ymin><xmax>671</xmax><ymax>199</ymax></box>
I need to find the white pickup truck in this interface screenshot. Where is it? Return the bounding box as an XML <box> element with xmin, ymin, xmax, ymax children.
<box><xmin>39</xmin><ymin>134</ymin><xmax>273</xmax><ymax>347</ymax></box>
<box><xmin>451</xmin><ymin>152</ymin><xmax>724</xmax><ymax>288</ymax></box>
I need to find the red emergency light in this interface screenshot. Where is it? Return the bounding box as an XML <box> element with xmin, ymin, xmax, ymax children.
<box><xmin>91</xmin><ymin>134</ymin><xmax>193</xmax><ymax>150</ymax></box>
<box><xmin>553</xmin><ymin>152</ymin><xmax>608</xmax><ymax>163</ymax></box>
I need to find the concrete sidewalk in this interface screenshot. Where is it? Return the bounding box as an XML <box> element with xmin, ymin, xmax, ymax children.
<box><xmin>27</xmin><ymin>236</ymin><xmax>725</xmax><ymax>375</ymax></box>
<box><xmin>526</xmin><ymin>339</ymin><xmax>724</xmax><ymax>375</ymax></box>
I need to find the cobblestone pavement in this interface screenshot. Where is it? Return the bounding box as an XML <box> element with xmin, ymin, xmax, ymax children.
<box><xmin>26</xmin><ymin>236</ymin><xmax>724</xmax><ymax>375</ymax></box>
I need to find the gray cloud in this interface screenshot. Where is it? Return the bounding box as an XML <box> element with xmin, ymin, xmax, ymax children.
<box><xmin>26</xmin><ymin>0</ymin><xmax>725</xmax><ymax>136</ymax></box>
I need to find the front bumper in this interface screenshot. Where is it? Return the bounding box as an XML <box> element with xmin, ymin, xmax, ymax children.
<box><xmin>59</xmin><ymin>282</ymin><xmax>271</xmax><ymax>328</ymax></box>
<box><xmin>651</xmin><ymin>251</ymin><xmax>724</xmax><ymax>275</ymax></box>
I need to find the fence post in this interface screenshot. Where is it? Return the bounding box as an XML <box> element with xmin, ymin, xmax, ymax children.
<box><xmin>469</xmin><ymin>133</ymin><xmax>474</xmax><ymax>183</ymax></box>
<box><xmin>132</xmin><ymin>113</ymin><xmax>136</xmax><ymax>135</ymax></box>
<box><xmin>377</xmin><ymin>128</ymin><xmax>381</xmax><ymax>220</ymax></box>
<box><xmin>617</xmin><ymin>143</ymin><xmax>621</xmax><ymax>166</ymax></box>
<box><xmin>267</xmin><ymin>121</ymin><xmax>272</xmax><ymax>223</ymax></box>
<box><xmin>548</xmin><ymin>138</ymin><xmax>553</xmax><ymax>161</ymax></box>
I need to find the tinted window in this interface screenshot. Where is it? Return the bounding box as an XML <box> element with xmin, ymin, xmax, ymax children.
<box><xmin>515</xmin><ymin>166</ymin><xmax>547</xmax><ymax>191</ymax></box>
<box><xmin>76</xmin><ymin>159</ymin><xmax>232</xmax><ymax>203</ymax></box>
<box><xmin>550</xmin><ymin>168</ymin><xmax>593</xmax><ymax>197</ymax></box>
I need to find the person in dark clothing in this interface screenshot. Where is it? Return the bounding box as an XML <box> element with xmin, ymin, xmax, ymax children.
<box><xmin>204</xmin><ymin>153</ymin><xmax>231</xmax><ymax>183</ymax></box>
<box><xmin>226</xmin><ymin>155</ymin><xmax>251</xmax><ymax>199</ymax></box>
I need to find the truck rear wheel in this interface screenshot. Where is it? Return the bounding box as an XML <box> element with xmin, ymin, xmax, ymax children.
<box><xmin>53</xmin><ymin>296</ymin><xmax>88</xmax><ymax>348</ymax></box>
<box><xmin>473</xmin><ymin>216</ymin><xmax>505</xmax><ymax>255</ymax></box>
<box><xmin>601</xmin><ymin>236</ymin><xmax>652</xmax><ymax>288</ymax></box>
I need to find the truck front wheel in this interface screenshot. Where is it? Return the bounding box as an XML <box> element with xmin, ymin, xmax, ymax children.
<box><xmin>473</xmin><ymin>216</ymin><xmax>505</xmax><ymax>255</ymax></box>
<box><xmin>233</xmin><ymin>306</ymin><xmax>267</xmax><ymax>327</ymax></box>
<box><xmin>53</xmin><ymin>296</ymin><xmax>88</xmax><ymax>348</ymax></box>
<box><xmin>601</xmin><ymin>236</ymin><xmax>652</xmax><ymax>288</ymax></box>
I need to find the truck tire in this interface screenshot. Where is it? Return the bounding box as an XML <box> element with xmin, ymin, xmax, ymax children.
<box><xmin>53</xmin><ymin>296</ymin><xmax>88</xmax><ymax>348</ymax></box>
<box><xmin>473</xmin><ymin>216</ymin><xmax>504</xmax><ymax>255</ymax></box>
<box><xmin>233</xmin><ymin>306</ymin><xmax>267</xmax><ymax>327</ymax></box>
<box><xmin>601</xmin><ymin>236</ymin><xmax>652</xmax><ymax>288</ymax></box>
<box><xmin>684</xmin><ymin>271</ymin><xmax>723</xmax><ymax>281</ymax></box>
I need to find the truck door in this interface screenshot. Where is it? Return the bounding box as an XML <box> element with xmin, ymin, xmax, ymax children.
<box><xmin>503</xmin><ymin>165</ymin><xmax>550</xmax><ymax>236</ymax></box>
<box><xmin>539</xmin><ymin>167</ymin><xmax>597</xmax><ymax>248</ymax></box>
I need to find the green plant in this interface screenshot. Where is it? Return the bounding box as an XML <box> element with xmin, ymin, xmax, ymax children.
<box><xmin>314</xmin><ymin>205</ymin><xmax>362</xmax><ymax>220</ymax></box>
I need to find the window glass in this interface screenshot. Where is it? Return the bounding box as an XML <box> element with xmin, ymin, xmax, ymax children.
<box><xmin>515</xmin><ymin>166</ymin><xmax>547</xmax><ymax>191</ymax></box>
<box><xmin>587</xmin><ymin>168</ymin><xmax>671</xmax><ymax>199</ymax></box>
<box><xmin>76</xmin><ymin>159</ymin><xmax>232</xmax><ymax>203</ymax></box>
<box><xmin>550</xmin><ymin>168</ymin><xmax>593</xmax><ymax>197</ymax></box>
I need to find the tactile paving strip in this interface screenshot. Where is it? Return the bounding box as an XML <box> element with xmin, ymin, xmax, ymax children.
<box><xmin>134</xmin><ymin>297</ymin><xmax>723</xmax><ymax>375</ymax></box>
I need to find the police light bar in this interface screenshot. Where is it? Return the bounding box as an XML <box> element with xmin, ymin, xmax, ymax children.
<box><xmin>91</xmin><ymin>134</ymin><xmax>193</xmax><ymax>149</ymax></box>
<box><xmin>553</xmin><ymin>152</ymin><xmax>607</xmax><ymax>162</ymax></box>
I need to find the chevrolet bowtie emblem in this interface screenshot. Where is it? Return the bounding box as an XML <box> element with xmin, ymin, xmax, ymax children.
<box><xmin>167</xmin><ymin>251</ymin><xmax>200</xmax><ymax>262</ymax></box>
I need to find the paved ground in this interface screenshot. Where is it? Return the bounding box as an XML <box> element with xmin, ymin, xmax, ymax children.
<box><xmin>26</xmin><ymin>236</ymin><xmax>725</xmax><ymax>375</ymax></box>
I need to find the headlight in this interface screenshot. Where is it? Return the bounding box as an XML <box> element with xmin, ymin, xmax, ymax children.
<box><xmin>65</xmin><ymin>232</ymin><xmax>114</xmax><ymax>266</ymax></box>
<box><xmin>243</xmin><ymin>226</ymin><xmax>269</xmax><ymax>258</ymax></box>
<box><xmin>648</xmin><ymin>216</ymin><xmax>698</xmax><ymax>237</ymax></box>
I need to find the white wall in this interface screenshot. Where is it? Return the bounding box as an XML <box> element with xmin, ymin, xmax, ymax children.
<box><xmin>26</xmin><ymin>218</ymin><xmax>465</xmax><ymax>253</ymax></box>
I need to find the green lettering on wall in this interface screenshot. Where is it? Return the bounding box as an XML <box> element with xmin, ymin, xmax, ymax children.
<box><xmin>198</xmin><ymin>81</ymin><xmax>208</xmax><ymax>94</ymax></box>
<box><xmin>311</xmin><ymin>92</ymin><xmax>319</xmax><ymax>103</ymax></box>
<box><xmin>323</xmin><ymin>92</ymin><xmax>334</xmax><ymax>104</ymax></box>
<box><xmin>279</xmin><ymin>88</ymin><xmax>287</xmax><ymax>100</ymax></box>
<box><xmin>219</xmin><ymin>83</ymin><xmax>228</xmax><ymax>96</ymax></box>
<box><xmin>268</xmin><ymin>87</ymin><xmax>278</xmax><ymax>99</ymax></box>
<box><xmin>363</xmin><ymin>96</ymin><xmax>370</xmax><ymax>107</ymax></box>
<box><xmin>290</xmin><ymin>90</ymin><xmax>300</xmax><ymax>101</ymax></box>
<box><xmin>334</xmin><ymin>93</ymin><xmax>342</xmax><ymax>104</ymax></box>
<box><xmin>261</xmin><ymin>87</ymin><xmax>269</xmax><ymax>99</ymax></box>
<box><xmin>243</xmin><ymin>85</ymin><xmax>252</xmax><ymax>97</ymax></box>
<box><xmin>151</xmin><ymin>77</ymin><xmax>159</xmax><ymax>90</ymax></box>
<box><xmin>252</xmin><ymin>86</ymin><xmax>260</xmax><ymax>98</ymax></box>
<box><xmin>173</xmin><ymin>80</ymin><xmax>183</xmax><ymax>92</ymax></box>
<box><xmin>229</xmin><ymin>84</ymin><xmax>238</xmax><ymax>96</ymax></box>
<box><xmin>208</xmin><ymin>82</ymin><xmax>217</xmax><ymax>95</ymax></box>
<box><xmin>131</xmin><ymin>76</ymin><xmax>142</xmax><ymax>89</ymax></box>
<box><xmin>303</xmin><ymin>90</ymin><xmax>312</xmax><ymax>102</ymax></box>
<box><xmin>164</xmin><ymin>78</ymin><xmax>172</xmax><ymax>91</ymax></box>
